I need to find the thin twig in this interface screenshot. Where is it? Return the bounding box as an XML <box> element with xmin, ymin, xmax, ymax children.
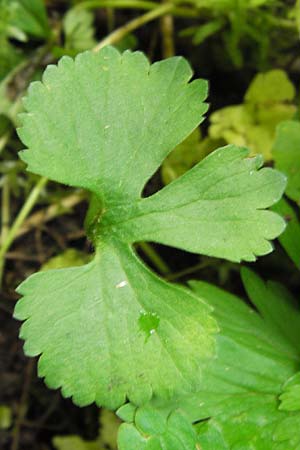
<box><xmin>139</xmin><ymin>242</ymin><xmax>171</xmax><ymax>275</ymax></box>
<box><xmin>106</xmin><ymin>7</ymin><xmax>115</xmax><ymax>32</ymax></box>
<box><xmin>2</xmin><ymin>191</ymin><xmax>86</xmax><ymax>245</ymax></box>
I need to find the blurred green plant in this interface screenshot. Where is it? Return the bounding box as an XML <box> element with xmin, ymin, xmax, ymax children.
<box><xmin>209</xmin><ymin>69</ymin><xmax>296</xmax><ymax>160</ymax></box>
<box><xmin>53</xmin><ymin>408</ymin><xmax>121</xmax><ymax>450</ymax></box>
<box><xmin>180</xmin><ymin>0</ymin><xmax>298</xmax><ymax>68</ymax></box>
<box><xmin>0</xmin><ymin>405</ymin><xmax>12</xmax><ymax>430</ymax></box>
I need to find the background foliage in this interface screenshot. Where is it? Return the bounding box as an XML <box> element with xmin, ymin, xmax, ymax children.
<box><xmin>0</xmin><ymin>1</ymin><xmax>300</xmax><ymax>449</ymax></box>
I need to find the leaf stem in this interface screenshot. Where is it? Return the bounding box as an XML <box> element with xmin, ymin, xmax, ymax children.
<box><xmin>139</xmin><ymin>242</ymin><xmax>171</xmax><ymax>275</ymax></box>
<box><xmin>0</xmin><ymin>177</ymin><xmax>48</xmax><ymax>289</ymax></box>
<box><xmin>94</xmin><ymin>3</ymin><xmax>174</xmax><ymax>51</ymax></box>
<box><xmin>166</xmin><ymin>260</ymin><xmax>212</xmax><ymax>281</ymax></box>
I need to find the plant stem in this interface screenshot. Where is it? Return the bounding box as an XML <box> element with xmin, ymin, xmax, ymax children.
<box><xmin>166</xmin><ymin>260</ymin><xmax>212</xmax><ymax>281</ymax></box>
<box><xmin>0</xmin><ymin>177</ymin><xmax>48</xmax><ymax>289</ymax></box>
<box><xmin>106</xmin><ymin>7</ymin><xmax>115</xmax><ymax>32</ymax></box>
<box><xmin>1</xmin><ymin>176</ymin><xmax>10</xmax><ymax>245</ymax></box>
<box><xmin>77</xmin><ymin>0</ymin><xmax>198</xmax><ymax>18</ymax></box>
<box><xmin>160</xmin><ymin>0</ymin><xmax>175</xmax><ymax>57</ymax></box>
<box><xmin>94</xmin><ymin>3</ymin><xmax>174</xmax><ymax>51</ymax></box>
<box><xmin>139</xmin><ymin>242</ymin><xmax>171</xmax><ymax>275</ymax></box>
<box><xmin>0</xmin><ymin>191</ymin><xmax>86</xmax><ymax>245</ymax></box>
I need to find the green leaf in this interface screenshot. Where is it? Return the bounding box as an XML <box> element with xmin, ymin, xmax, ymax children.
<box><xmin>15</xmin><ymin>240</ymin><xmax>216</xmax><ymax>408</ymax></box>
<box><xmin>245</xmin><ymin>69</ymin><xmax>295</xmax><ymax>104</ymax></box>
<box><xmin>11</xmin><ymin>0</ymin><xmax>50</xmax><ymax>39</ymax></box>
<box><xmin>241</xmin><ymin>267</ymin><xmax>300</xmax><ymax>350</ymax></box>
<box><xmin>15</xmin><ymin>47</ymin><xmax>285</xmax><ymax>409</ymax></box>
<box><xmin>19</xmin><ymin>47</ymin><xmax>208</xmax><ymax>203</ymax></box>
<box><xmin>63</xmin><ymin>8</ymin><xmax>96</xmax><ymax>53</ymax></box>
<box><xmin>158</xmin><ymin>270</ymin><xmax>300</xmax><ymax>449</ymax></box>
<box><xmin>272</xmin><ymin>198</ymin><xmax>300</xmax><ymax>268</ymax></box>
<box><xmin>112</xmin><ymin>145</ymin><xmax>286</xmax><ymax>262</ymax></box>
<box><xmin>273</xmin><ymin>415</ymin><xmax>300</xmax><ymax>448</ymax></box>
<box><xmin>192</xmin><ymin>18</ymin><xmax>225</xmax><ymax>45</ymax></box>
<box><xmin>279</xmin><ymin>372</ymin><xmax>300</xmax><ymax>412</ymax></box>
<box><xmin>117</xmin><ymin>407</ymin><xmax>199</xmax><ymax>450</ymax></box>
<box><xmin>273</xmin><ymin>120</ymin><xmax>300</xmax><ymax>204</ymax></box>
<box><xmin>209</xmin><ymin>70</ymin><xmax>296</xmax><ymax>160</ymax></box>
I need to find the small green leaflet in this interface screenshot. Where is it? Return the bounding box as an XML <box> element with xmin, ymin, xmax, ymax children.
<box><xmin>63</xmin><ymin>8</ymin><xmax>96</xmax><ymax>54</ymax></box>
<box><xmin>15</xmin><ymin>47</ymin><xmax>285</xmax><ymax>409</ymax></box>
<box><xmin>245</xmin><ymin>69</ymin><xmax>295</xmax><ymax>104</ymax></box>
<box><xmin>273</xmin><ymin>120</ymin><xmax>300</xmax><ymax>205</ymax></box>
<box><xmin>15</xmin><ymin>241</ymin><xmax>216</xmax><ymax>408</ymax></box>
<box><xmin>117</xmin><ymin>405</ymin><xmax>199</xmax><ymax>450</ymax></box>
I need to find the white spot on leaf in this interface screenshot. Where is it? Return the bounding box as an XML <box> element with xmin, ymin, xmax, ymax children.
<box><xmin>116</xmin><ymin>280</ymin><xmax>128</xmax><ymax>288</ymax></box>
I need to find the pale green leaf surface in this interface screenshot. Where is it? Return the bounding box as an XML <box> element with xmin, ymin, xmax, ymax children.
<box><xmin>112</xmin><ymin>145</ymin><xmax>286</xmax><ymax>262</ymax></box>
<box><xmin>245</xmin><ymin>69</ymin><xmax>295</xmax><ymax>104</ymax></box>
<box><xmin>241</xmin><ymin>267</ymin><xmax>300</xmax><ymax>350</ymax></box>
<box><xmin>148</xmin><ymin>271</ymin><xmax>300</xmax><ymax>449</ymax></box>
<box><xmin>117</xmin><ymin>407</ymin><xmax>199</xmax><ymax>450</ymax></box>
<box><xmin>15</xmin><ymin>48</ymin><xmax>286</xmax><ymax>410</ymax></box>
<box><xmin>273</xmin><ymin>415</ymin><xmax>300</xmax><ymax>448</ymax></box>
<box><xmin>272</xmin><ymin>198</ymin><xmax>300</xmax><ymax>268</ymax></box>
<box><xmin>19</xmin><ymin>47</ymin><xmax>208</xmax><ymax>203</ymax></box>
<box><xmin>15</xmin><ymin>240</ymin><xmax>216</xmax><ymax>408</ymax></box>
<box><xmin>273</xmin><ymin>120</ymin><xmax>300</xmax><ymax>204</ymax></box>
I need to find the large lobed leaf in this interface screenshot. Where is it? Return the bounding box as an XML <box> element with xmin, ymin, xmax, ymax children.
<box><xmin>153</xmin><ymin>268</ymin><xmax>300</xmax><ymax>449</ymax></box>
<box><xmin>15</xmin><ymin>47</ymin><xmax>286</xmax><ymax>409</ymax></box>
<box><xmin>19</xmin><ymin>46</ymin><xmax>208</xmax><ymax>203</ymax></box>
<box><xmin>15</xmin><ymin>241</ymin><xmax>215</xmax><ymax>408</ymax></box>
